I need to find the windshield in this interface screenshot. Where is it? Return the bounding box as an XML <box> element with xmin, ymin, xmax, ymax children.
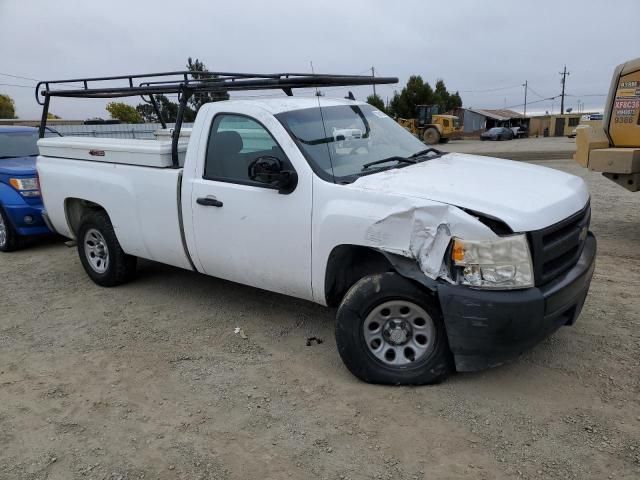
<box><xmin>0</xmin><ymin>130</ymin><xmax>39</xmax><ymax>158</ymax></box>
<box><xmin>276</xmin><ymin>103</ymin><xmax>429</xmax><ymax>182</ymax></box>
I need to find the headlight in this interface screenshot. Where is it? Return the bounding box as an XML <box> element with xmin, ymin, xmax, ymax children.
<box><xmin>9</xmin><ymin>177</ymin><xmax>40</xmax><ymax>197</ymax></box>
<box><xmin>452</xmin><ymin>235</ymin><xmax>534</xmax><ymax>289</ymax></box>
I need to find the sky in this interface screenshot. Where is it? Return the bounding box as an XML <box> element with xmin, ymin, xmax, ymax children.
<box><xmin>1</xmin><ymin>0</ymin><xmax>638</xmax><ymax>120</ymax></box>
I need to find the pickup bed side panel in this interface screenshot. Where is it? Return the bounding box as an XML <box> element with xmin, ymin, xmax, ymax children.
<box><xmin>37</xmin><ymin>156</ymin><xmax>193</xmax><ymax>270</ymax></box>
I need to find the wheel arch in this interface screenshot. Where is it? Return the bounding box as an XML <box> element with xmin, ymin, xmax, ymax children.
<box><xmin>64</xmin><ymin>197</ymin><xmax>107</xmax><ymax>238</ymax></box>
<box><xmin>323</xmin><ymin>244</ymin><xmax>440</xmax><ymax>308</ymax></box>
<box><xmin>324</xmin><ymin>245</ymin><xmax>393</xmax><ymax>307</ymax></box>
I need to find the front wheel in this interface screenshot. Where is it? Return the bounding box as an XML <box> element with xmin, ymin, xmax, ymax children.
<box><xmin>0</xmin><ymin>206</ymin><xmax>21</xmax><ymax>252</ymax></box>
<box><xmin>77</xmin><ymin>210</ymin><xmax>137</xmax><ymax>287</ymax></box>
<box><xmin>422</xmin><ymin>128</ymin><xmax>441</xmax><ymax>145</ymax></box>
<box><xmin>335</xmin><ymin>273</ymin><xmax>452</xmax><ymax>385</ymax></box>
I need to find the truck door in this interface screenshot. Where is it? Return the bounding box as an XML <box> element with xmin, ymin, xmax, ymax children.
<box><xmin>186</xmin><ymin>111</ymin><xmax>313</xmax><ymax>301</ymax></box>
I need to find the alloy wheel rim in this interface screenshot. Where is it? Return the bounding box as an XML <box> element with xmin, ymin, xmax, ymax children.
<box><xmin>84</xmin><ymin>228</ymin><xmax>109</xmax><ymax>274</ymax></box>
<box><xmin>0</xmin><ymin>214</ymin><xmax>6</xmax><ymax>247</ymax></box>
<box><xmin>363</xmin><ymin>300</ymin><xmax>436</xmax><ymax>367</ymax></box>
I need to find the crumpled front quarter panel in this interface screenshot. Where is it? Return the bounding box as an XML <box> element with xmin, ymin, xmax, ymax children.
<box><xmin>312</xmin><ymin>176</ymin><xmax>497</xmax><ymax>304</ymax></box>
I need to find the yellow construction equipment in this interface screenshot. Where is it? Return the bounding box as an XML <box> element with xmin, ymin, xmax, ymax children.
<box><xmin>574</xmin><ymin>57</ymin><xmax>640</xmax><ymax>191</ymax></box>
<box><xmin>397</xmin><ymin>105</ymin><xmax>460</xmax><ymax>145</ymax></box>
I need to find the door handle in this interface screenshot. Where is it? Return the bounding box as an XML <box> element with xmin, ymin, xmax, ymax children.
<box><xmin>197</xmin><ymin>196</ymin><xmax>224</xmax><ymax>207</ymax></box>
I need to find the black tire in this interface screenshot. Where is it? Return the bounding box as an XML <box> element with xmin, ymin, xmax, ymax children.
<box><xmin>0</xmin><ymin>206</ymin><xmax>21</xmax><ymax>252</ymax></box>
<box><xmin>76</xmin><ymin>210</ymin><xmax>137</xmax><ymax>287</ymax></box>
<box><xmin>439</xmin><ymin>137</ymin><xmax>450</xmax><ymax>144</ymax></box>
<box><xmin>422</xmin><ymin>128</ymin><xmax>440</xmax><ymax>145</ymax></box>
<box><xmin>335</xmin><ymin>272</ymin><xmax>452</xmax><ymax>385</ymax></box>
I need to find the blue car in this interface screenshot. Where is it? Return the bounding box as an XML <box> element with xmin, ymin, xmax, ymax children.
<box><xmin>0</xmin><ymin>126</ymin><xmax>51</xmax><ymax>251</ymax></box>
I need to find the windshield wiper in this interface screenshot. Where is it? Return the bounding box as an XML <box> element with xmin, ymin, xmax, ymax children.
<box><xmin>409</xmin><ymin>147</ymin><xmax>443</xmax><ymax>159</ymax></box>
<box><xmin>362</xmin><ymin>156</ymin><xmax>416</xmax><ymax>170</ymax></box>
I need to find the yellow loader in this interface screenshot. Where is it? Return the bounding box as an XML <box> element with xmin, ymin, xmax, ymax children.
<box><xmin>574</xmin><ymin>57</ymin><xmax>640</xmax><ymax>191</ymax></box>
<box><xmin>397</xmin><ymin>105</ymin><xmax>460</xmax><ymax>145</ymax></box>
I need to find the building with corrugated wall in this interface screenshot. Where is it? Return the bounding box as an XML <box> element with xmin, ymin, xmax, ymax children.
<box><xmin>454</xmin><ymin>108</ymin><xmax>527</xmax><ymax>134</ymax></box>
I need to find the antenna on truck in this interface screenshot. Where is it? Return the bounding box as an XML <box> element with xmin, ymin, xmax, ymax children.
<box><xmin>35</xmin><ymin>70</ymin><xmax>398</xmax><ymax>168</ymax></box>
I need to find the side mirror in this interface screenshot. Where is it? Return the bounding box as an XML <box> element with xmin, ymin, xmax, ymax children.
<box><xmin>248</xmin><ymin>156</ymin><xmax>297</xmax><ymax>194</ymax></box>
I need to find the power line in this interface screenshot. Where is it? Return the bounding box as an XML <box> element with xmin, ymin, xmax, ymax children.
<box><xmin>504</xmin><ymin>95</ymin><xmax>560</xmax><ymax>110</ymax></box>
<box><xmin>0</xmin><ymin>82</ymin><xmax>35</xmax><ymax>89</ymax></box>
<box><xmin>457</xmin><ymin>85</ymin><xmax>521</xmax><ymax>93</ymax></box>
<box><xmin>527</xmin><ymin>85</ymin><xmax>549</xmax><ymax>100</ymax></box>
<box><xmin>0</xmin><ymin>72</ymin><xmax>39</xmax><ymax>83</ymax></box>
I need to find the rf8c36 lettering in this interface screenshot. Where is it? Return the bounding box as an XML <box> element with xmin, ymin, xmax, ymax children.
<box><xmin>335</xmin><ymin>272</ymin><xmax>452</xmax><ymax>385</ymax></box>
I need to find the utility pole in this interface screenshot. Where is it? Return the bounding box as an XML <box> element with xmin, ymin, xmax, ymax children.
<box><xmin>559</xmin><ymin>65</ymin><xmax>570</xmax><ymax>115</ymax></box>
<box><xmin>371</xmin><ymin>66</ymin><xmax>377</xmax><ymax>97</ymax></box>
<box><xmin>522</xmin><ymin>80</ymin><xmax>528</xmax><ymax>117</ymax></box>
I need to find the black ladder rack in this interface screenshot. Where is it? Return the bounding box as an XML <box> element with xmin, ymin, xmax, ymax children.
<box><xmin>36</xmin><ymin>70</ymin><xmax>398</xmax><ymax>167</ymax></box>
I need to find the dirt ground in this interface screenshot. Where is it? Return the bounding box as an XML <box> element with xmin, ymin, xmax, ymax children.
<box><xmin>1</xmin><ymin>159</ymin><xmax>639</xmax><ymax>480</ymax></box>
<box><xmin>439</xmin><ymin>137</ymin><xmax>577</xmax><ymax>155</ymax></box>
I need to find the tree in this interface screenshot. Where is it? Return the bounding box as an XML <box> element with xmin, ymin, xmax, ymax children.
<box><xmin>135</xmin><ymin>94</ymin><xmax>196</xmax><ymax>123</ymax></box>
<box><xmin>433</xmin><ymin>79</ymin><xmax>463</xmax><ymax>113</ymax></box>
<box><xmin>387</xmin><ymin>75</ymin><xmax>434</xmax><ymax>118</ymax></box>
<box><xmin>386</xmin><ymin>76</ymin><xmax>462</xmax><ymax>118</ymax></box>
<box><xmin>187</xmin><ymin>57</ymin><xmax>229</xmax><ymax>113</ymax></box>
<box><xmin>135</xmin><ymin>103</ymin><xmax>158</xmax><ymax>123</ymax></box>
<box><xmin>448</xmin><ymin>91</ymin><xmax>463</xmax><ymax>111</ymax></box>
<box><xmin>0</xmin><ymin>94</ymin><xmax>17</xmax><ymax>119</ymax></box>
<box><xmin>433</xmin><ymin>79</ymin><xmax>450</xmax><ymax>113</ymax></box>
<box><xmin>135</xmin><ymin>57</ymin><xmax>225</xmax><ymax>123</ymax></box>
<box><xmin>47</xmin><ymin>112</ymin><xmax>61</xmax><ymax>119</ymax></box>
<box><xmin>366</xmin><ymin>94</ymin><xmax>385</xmax><ymax>112</ymax></box>
<box><xmin>106</xmin><ymin>102</ymin><xmax>142</xmax><ymax>123</ymax></box>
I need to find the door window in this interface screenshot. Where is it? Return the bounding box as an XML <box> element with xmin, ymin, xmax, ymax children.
<box><xmin>204</xmin><ymin>114</ymin><xmax>287</xmax><ymax>184</ymax></box>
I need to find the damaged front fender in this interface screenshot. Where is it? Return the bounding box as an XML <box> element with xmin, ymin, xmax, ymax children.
<box><xmin>364</xmin><ymin>204</ymin><xmax>498</xmax><ymax>281</ymax></box>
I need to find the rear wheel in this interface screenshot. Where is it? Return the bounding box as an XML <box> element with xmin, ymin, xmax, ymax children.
<box><xmin>335</xmin><ymin>272</ymin><xmax>452</xmax><ymax>385</ymax></box>
<box><xmin>423</xmin><ymin>128</ymin><xmax>440</xmax><ymax>145</ymax></box>
<box><xmin>77</xmin><ymin>210</ymin><xmax>136</xmax><ymax>287</ymax></box>
<box><xmin>0</xmin><ymin>207</ymin><xmax>21</xmax><ymax>252</ymax></box>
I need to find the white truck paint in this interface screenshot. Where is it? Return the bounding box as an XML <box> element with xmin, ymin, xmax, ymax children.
<box><xmin>37</xmin><ymin>96</ymin><xmax>596</xmax><ymax>383</ymax></box>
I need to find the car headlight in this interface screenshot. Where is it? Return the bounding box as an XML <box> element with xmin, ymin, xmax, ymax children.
<box><xmin>9</xmin><ymin>177</ymin><xmax>40</xmax><ymax>197</ymax></box>
<box><xmin>451</xmin><ymin>234</ymin><xmax>534</xmax><ymax>289</ymax></box>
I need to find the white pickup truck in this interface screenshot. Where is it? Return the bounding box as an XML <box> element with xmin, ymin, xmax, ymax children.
<box><xmin>36</xmin><ymin>73</ymin><xmax>596</xmax><ymax>385</ymax></box>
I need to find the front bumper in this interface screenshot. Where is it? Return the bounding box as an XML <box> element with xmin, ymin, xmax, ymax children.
<box><xmin>3</xmin><ymin>203</ymin><xmax>50</xmax><ymax>236</ymax></box>
<box><xmin>437</xmin><ymin>232</ymin><xmax>596</xmax><ymax>372</ymax></box>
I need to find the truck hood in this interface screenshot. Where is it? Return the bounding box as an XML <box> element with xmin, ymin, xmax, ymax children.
<box><xmin>352</xmin><ymin>152</ymin><xmax>589</xmax><ymax>232</ymax></box>
<box><xmin>0</xmin><ymin>156</ymin><xmax>37</xmax><ymax>176</ymax></box>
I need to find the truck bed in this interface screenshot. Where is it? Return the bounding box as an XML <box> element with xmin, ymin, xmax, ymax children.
<box><xmin>38</xmin><ymin>136</ymin><xmax>187</xmax><ymax>168</ymax></box>
<box><xmin>37</xmin><ymin>154</ymin><xmax>192</xmax><ymax>270</ymax></box>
